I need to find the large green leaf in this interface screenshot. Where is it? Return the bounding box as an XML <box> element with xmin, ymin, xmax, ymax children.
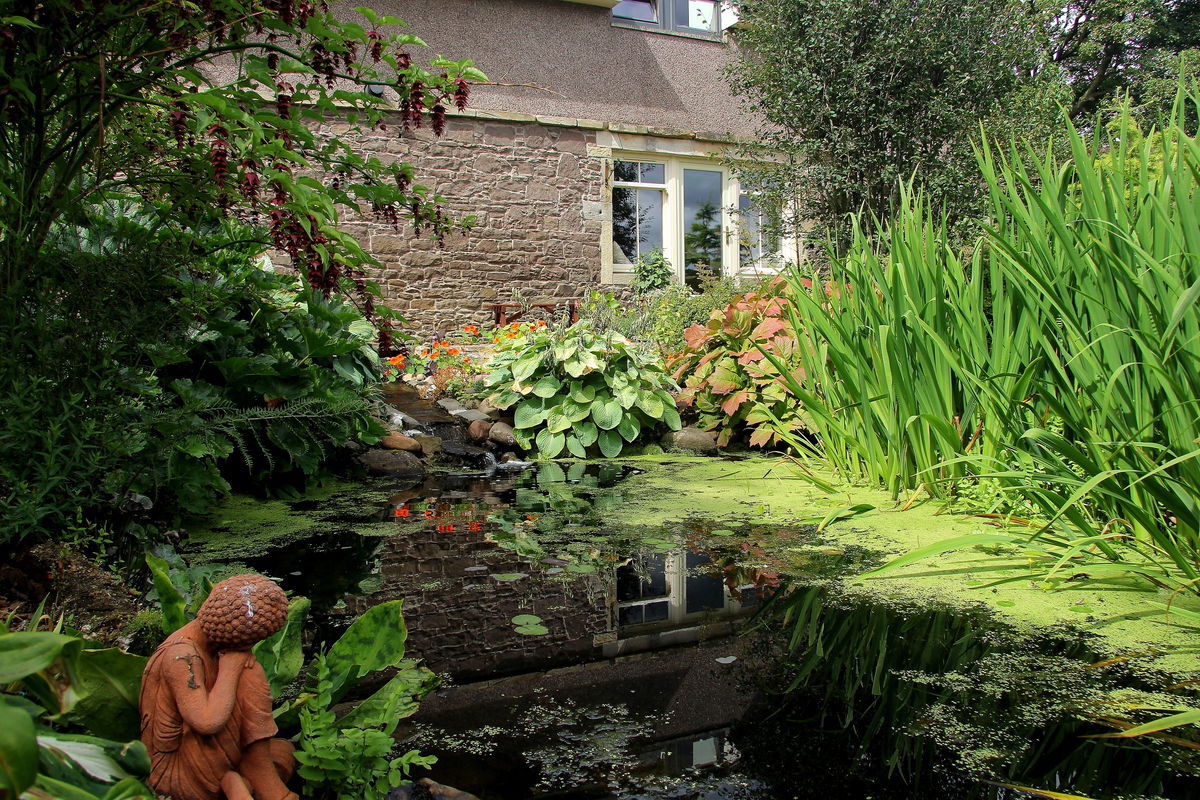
<box><xmin>565</xmin><ymin>434</ymin><xmax>587</xmax><ymax>458</ymax></box>
<box><xmin>544</xmin><ymin>407</ymin><xmax>573</xmax><ymax>434</ymax></box>
<box><xmin>531</xmin><ymin>375</ymin><xmax>561</xmax><ymax>398</ymax></box>
<box><xmin>71</xmin><ymin>649</ymin><xmax>147</xmax><ymax>741</ymax></box>
<box><xmin>510</xmin><ymin>353</ymin><xmax>543</xmax><ymax>382</ymax></box>
<box><xmin>615</xmin><ymin>384</ymin><xmax>638</xmax><ymax>409</ymax></box>
<box><xmin>569</xmin><ymin>381</ymin><xmax>595</xmax><ymax>403</ymax></box>
<box><xmin>144</xmin><ymin>553</ymin><xmax>187</xmax><ymax>634</ymax></box>
<box><xmin>335</xmin><ymin>662</ymin><xmax>437</xmax><ymax>731</ymax></box>
<box><xmin>561</xmin><ymin>398</ymin><xmax>591</xmax><ymax>422</ymax></box>
<box><xmin>660</xmin><ymin>404</ymin><xmax>682</xmax><ymax>430</ymax></box>
<box><xmin>617</xmin><ymin>413</ymin><xmax>641</xmax><ymax>443</ymax></box>
<box><xmin>535</xmin><ymin>428</ymin><xmax>566</xmax><ymax>458</ymax></box>
<box><xmin>513</xmin><ymin>398</ymin><xmax>548</xmax><ymax>429</ymax></box>
<box><xmin>591</xmin><ymin>398</ymin><xmax>622</xmax><ymax>430</ymax></box>
<box><xmin>0</xmin><ymin>632</ymin><xmax>81</xmax><ymax>684</ymax></box>
<box><xmin>635</xmin><ymin>391</ymin><xmax>664</xmax><ymax>418</ymax></box>
<box><xmin>597</xmin><ymin>429</ymin><xmax>624</xmax><ymax>458</ymax></box>
<box><xmin>254</xmin><ymin>597</ymin><xmax>310</xmax><ymax>696</ymax></box>
<box><xmin>36</xmin><ymin>733</ymin><xmax>148</xmax><ymax>784</ymax></box>
<box><xmin>0</xmin><ymin>697</ymin><xmax>37</xmax><ymax>798</ymax></box>
<box><xmin>324</xmin><ymin>600</ymin><xmax>407</xmax><ymax>701</ymax></box>
<box><xmin>575</xmin><ymin>420</ymin><xmax>599</xmax><ymax>447</ymax></box>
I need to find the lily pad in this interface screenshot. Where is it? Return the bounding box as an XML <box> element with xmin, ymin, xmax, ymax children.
<box><xmin>711</xmin><ymin>529</ymin><xmax>736</xmax><ymax>537</ymax></box>
<box><xmin>512</xmin><ymin>614</ymin><xmax>543</xmax><ymax>626</ymax></box>
<box><xmin>492</xmin><ymin>573</ymin><xmax>527</xmax><ymax>582</ymax></box>
<box><xmin>515</xmin><ymin>624</ymin><xmax>549</xmax><ymax>636</ymax></box>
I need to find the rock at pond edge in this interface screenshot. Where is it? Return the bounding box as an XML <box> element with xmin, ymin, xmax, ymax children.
<box><xmin>380</xmin><ymin>432</ymin><xmax>422</xmax><ymax>452</ymax></box>
<box><xmin>467</xmin><ymin>418</ymin><xmax>493</xmax><ymax>442</ymax></box>
<box><xmin>489</xmin><ymin>421</ymin><xmax>519</xmax><ymax>448</ymax></box>
<box><xmin>661</xmin><ymin>426</ymin><xmax>718</xmax><ymax>453</ymax></box>
<box><xmin>356</xmin><ymin>448</ymin><xmax>425</xmax><ymax>477</ymax></box>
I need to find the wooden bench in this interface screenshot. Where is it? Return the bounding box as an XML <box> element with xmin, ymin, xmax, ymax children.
<box><xmin>487</xmin><ymin>300</ymin><xmax>580</xmax><ymax>327</ymax></box>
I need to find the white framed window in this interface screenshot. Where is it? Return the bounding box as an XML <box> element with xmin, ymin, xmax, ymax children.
<box><xmin>607</xmin><ymin>153</ymin><xmax>787</xmax><ymax>288</ymax></box>
<box><xmin>611</xmin><ymin>0</ymin><xmax>735</xmax><ymax>38</ymax></box>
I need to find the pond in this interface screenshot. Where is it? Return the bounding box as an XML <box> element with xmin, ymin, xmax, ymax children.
<box><xmin>185</xmin><ymin>463</ymin><xmax>1200</xmax><ymax>800</ymax></box>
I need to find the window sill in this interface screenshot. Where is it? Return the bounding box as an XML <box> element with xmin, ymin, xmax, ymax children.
<box><xmin>610</xmin><ymin>19</ymin><xmax>727</xmax><ymax>42</ymax></box>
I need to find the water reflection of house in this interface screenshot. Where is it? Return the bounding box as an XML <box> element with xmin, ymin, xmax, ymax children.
<box><xmin>607</xmin><ymin>549</ymin><xmax>762</xmax><ymax>657</ymax></box>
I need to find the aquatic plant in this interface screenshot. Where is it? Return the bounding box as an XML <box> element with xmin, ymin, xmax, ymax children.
<box><xmin>764</xmin><ymin>84</ymin><xmax>1200</xmax><ymax>597</ymax></box>
<box><xmin>750</xmin><ymin>580</ymin><xmax>1200</xmax><ymax>797</ymax></box>
<box><xmin>480</xmin><ymin>321</ymin><xmax>681</xmax><ymax>458</ymax></box>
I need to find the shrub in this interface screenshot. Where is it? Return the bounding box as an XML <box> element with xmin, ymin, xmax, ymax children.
<box><xmin>577</xmin><ymin>274</ymin><xmax>742</xmax><ymax>359</ymax></box>
<box><xmin>632</xmin><ymin>247</ymin><xmax>672</xmax><ymax>294</ymax></box>
<box><xmin>480</xmin><ymin>322</ymin><xmax>681</xmax><ymax>458</ymax></box>
<box><xmin>0</xmin><ymin>221</ymin><xmax>388</xmax><ymax>550</ymax></box>
<box><xmin>669</xmin><ymin>281</ymin><xmax>809</xmax><ymax>448</ymax></box>
<box><xmin>145</xmin><ymin>254</ymin><xmax>385</xmax><ymax>512</ymax></box>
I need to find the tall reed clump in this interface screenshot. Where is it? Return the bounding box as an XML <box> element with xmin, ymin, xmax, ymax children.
<box><xmin>766</xmin><ymin>85</ymin><xmax>1200</xmax><ymax>593</ymax></box>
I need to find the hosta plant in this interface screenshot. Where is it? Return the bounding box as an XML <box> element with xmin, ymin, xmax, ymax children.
<box><xmin>669</xmin><ymin>281</ymin><xmax>809</xmax><ymax>448</ymax></box>
<box><xmin>481</xmin><ymin>322</ymin><xmax>681</xmax><ymax>458</ymax></box>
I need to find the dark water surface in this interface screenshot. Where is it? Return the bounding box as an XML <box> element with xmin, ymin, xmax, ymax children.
<box><xmin>186</xmin><ymin>464</ymin><xmax>1200</xmax><ymax>800</ymax></box>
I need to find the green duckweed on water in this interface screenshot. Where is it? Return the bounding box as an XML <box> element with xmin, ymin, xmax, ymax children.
<box><xmin>184</xmin><ymin>455</ymin><xmax>1199</xmax><ymax>679</ymax></box>
<box><xmin>616</xmin><ymin>455</ymin><xmax>1200</xmax><ymax>676</ymax></box>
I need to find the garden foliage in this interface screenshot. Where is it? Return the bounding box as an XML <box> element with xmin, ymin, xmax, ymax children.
<box><xmin>669</xmin><ymin>281</ymin><xmax>808</xmax><ymax>449</ymax></box>
<box><xmin>0</xmin><ymin>225</ymin><xmax>388</xmax><ymax>549</ymax></box>
<box><xmin>0</xmin><ymin>0</ymin><xmax>482</xmax><ymax>554</ymax></box>
<box><xmin>768</xmin><ymin>86</ymin><xmax>1200</xmax><ymax>596</ymax></box>
<box><xmin>482</xmin><ymin>322</ymin><xmax>681</xmax><ymax>458</ymax></box>
<box><xmin>577</xmin><ymin>275</ymin><xmax>741</xmax><ymax>359</ymax></box>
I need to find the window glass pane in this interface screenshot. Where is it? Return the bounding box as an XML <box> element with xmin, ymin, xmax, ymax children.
<box><xmin>615</xmin><ymin>160</ymin><xmax>665</xmax><ymax>185</ymax></box>
<box><xmin>640</xmin><ymin>163</ymin><xmax>665</xmax><ymax>184</ymax></box>
<box><xmin>685</xmin><ymin>551</ymin><xmax>724</xmax><ymax>613</ymax></box>
<box><xmin>676</xmin><ymin>0</ymin><xmax>717</xmax><ymax>30</ymax></box>
<box><xmin>641</xmin><ymin>553</ymin><xmax>667</xmax><ymax>596</ymax></box>
<box><xmin>616</xmin><ymin>554</ymin><xmax>668</xmax><ymax>600</ymax></box>
<box><xmin>683</xmin><ymin>168</ymin><xmax>723</xmax><ymax>289</ymax></box>
<box><xmin>612</xmin><ymin>186</ymin><xmax>664</xmax><ymax>267</ymax></box>
<box><xmin>644</xmin><ymin>600</ymin><xmax>670</xmax><ymax>622</ymax></box>
<box><xmin>614</xmin><ymin>160</ymin><xmax>639</xmax><ymax>183</ymax></box>
<box><xmin>618</xmin><ymin>605</ymin><xmax>644</xmax><ymax>626</ymax></box>
<box><xmin>738</xmin><ymin>193</ymin><xmax>761</xmax><ymax>264</ymax></box>
<box><xmin>613</xmin><ymin>0</ymin><xmax>657</xmax><ymax>22</ymax></box>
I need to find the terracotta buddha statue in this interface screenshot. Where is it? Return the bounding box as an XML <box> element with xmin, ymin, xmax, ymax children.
<box><xmin>139</xmin><ymin>574</ymin><xmax>298</xmax><ymax>800</ymax></box>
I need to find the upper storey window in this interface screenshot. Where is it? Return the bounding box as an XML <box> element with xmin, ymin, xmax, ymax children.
<box><xmin>612</xmin><ymin>0</ymin><xmax>725</xmax><ymax>37</ymax></box>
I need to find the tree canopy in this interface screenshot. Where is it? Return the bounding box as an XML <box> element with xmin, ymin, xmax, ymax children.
<box><xmin>0</xmin><ymin>0</ymin><xmax>485</xmax><ymax>345</ymax></box>
<box><xmin>726</xmin><ymin>0</ymin><xmax>1199</xmax><ymax>251</ymax></box>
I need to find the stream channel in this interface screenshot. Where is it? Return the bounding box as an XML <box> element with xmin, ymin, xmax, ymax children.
<box><xmin>185</xmin><ymin>463</ymin><xmax>1200</xmax><ymax>800</ymax></box>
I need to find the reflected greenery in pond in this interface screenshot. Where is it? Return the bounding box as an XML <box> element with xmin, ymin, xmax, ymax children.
<box><xmin>747</xmin><ymin>581</ymin><xmax>1200</xmax><ymax>799</ymax></box>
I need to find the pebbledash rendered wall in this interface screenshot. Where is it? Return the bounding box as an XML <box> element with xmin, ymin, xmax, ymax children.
<box><xmin>319</xmin><ymin>0</ymin><xmax>759</xmax><ymax>334</ymax></box>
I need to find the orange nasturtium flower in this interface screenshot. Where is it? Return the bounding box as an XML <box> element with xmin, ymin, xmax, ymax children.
<box><xmin>388</xmin><ymin>355</ymin><xmax>406</xmax><ymax>366</ymax></box>
<box><xmin>493</xmin><ymin>336</ymin><xmax>501</xmax><ymax>343</ymax></box>
<box><xmin>419</xmin><ymin>348</ymin><xmax>429</xmax><ymax>357</ymax></box>
<box><xmin>435</xmin><ymin>339</ymin><xmax>449</xmax><ymax>347</ymax></box>
<box><xmin>430</xmin><ymin>349</ymin><xmax>440</xmax><ymax>358</ymax></box>
<box><xmin>447</xmin><ymin>347</ymin><xmax>461</xmax><ymax>356</ymax></box>
<box><xmin>462</xmin><ymin>324</ymin><xmax>479</xmax><ymax>335</ymax></box>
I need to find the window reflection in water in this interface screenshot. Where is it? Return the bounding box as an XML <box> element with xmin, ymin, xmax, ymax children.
<box><xmin>615</xmin><ymin>549</ymin><xmax>759</xmax><ymax>630</ymax></box>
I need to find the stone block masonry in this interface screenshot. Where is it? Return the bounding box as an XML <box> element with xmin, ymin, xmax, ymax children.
<box><xmin>325</xmin><ymin>114</ymin><xmax>607</xmax><ymax>336</ymax></box>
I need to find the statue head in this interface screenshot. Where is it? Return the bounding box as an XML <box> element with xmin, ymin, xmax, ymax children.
<box><xmin>196</xmin><ymin>574</ymin><xmax>288</xmax><ymax>649</ymax></box>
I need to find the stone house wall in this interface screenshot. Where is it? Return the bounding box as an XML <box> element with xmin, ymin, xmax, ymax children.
<box><xmin>322</xmin><ymin>113</ymin><xmax>607</xmax><ymax>335</ymax></box>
